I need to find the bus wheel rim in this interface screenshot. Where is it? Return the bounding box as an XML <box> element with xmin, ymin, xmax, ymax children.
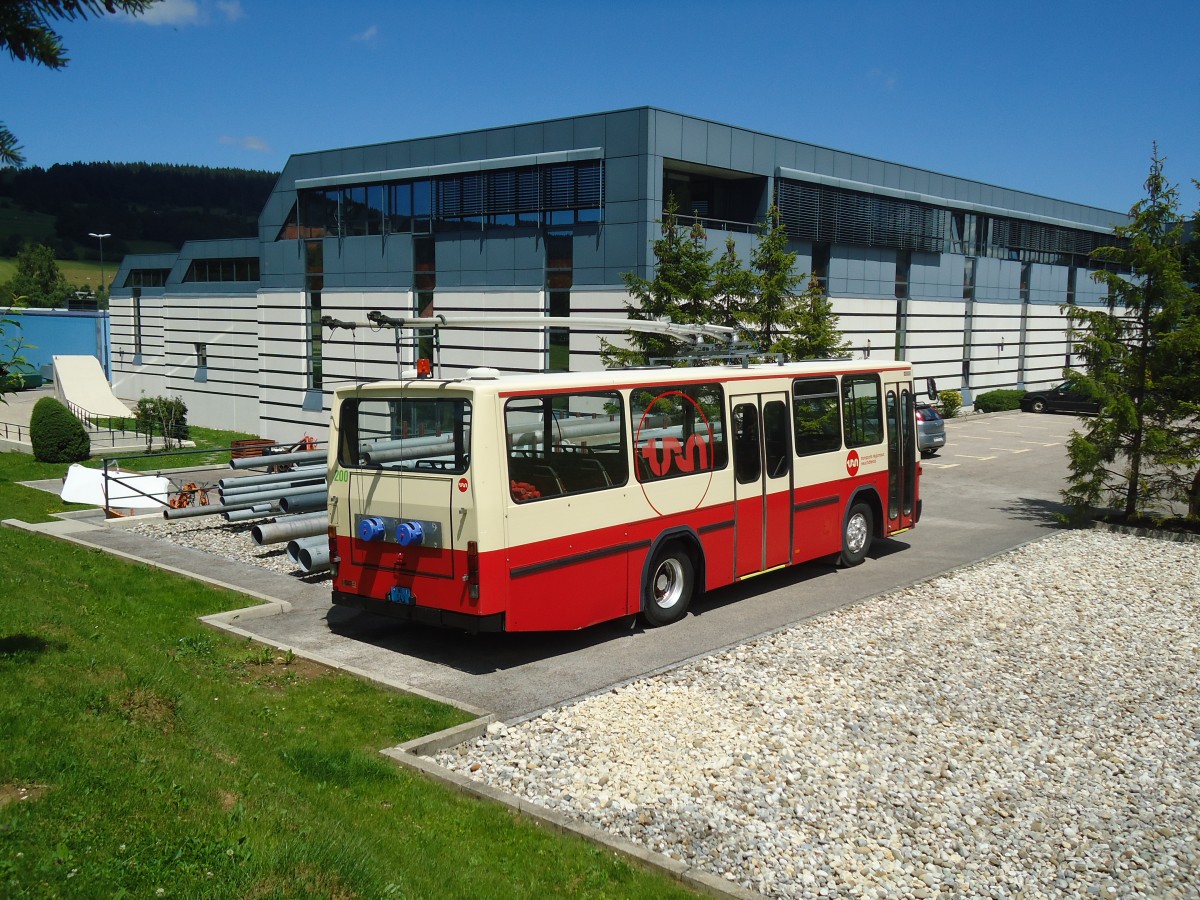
<box><xmin>653</xmin><ymin>557</ymin><xmax>684</xmax><ymax>609</ymax></box>
<box><xmin>846</xmin><ymin>514</ymin><xmax>868</xmax><ymax>554</ymax></box>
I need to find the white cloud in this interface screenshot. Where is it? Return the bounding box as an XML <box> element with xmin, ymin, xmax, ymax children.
<box><xmin>217</xmin><ymin>1</ymin><xmax>245</xmax><ymax>22</ymax></box>
<box><xmin>866</xmin><ymin>68</ymin><xmax>898</xmax><ymax>92</ymax></box>
<box><xmin>352</xmin><ymin>25</ymin><xmax>379</xmax><ymax>42</ymax></box>
<box><xmin>132</xmin><ymin>0</ymin><xmax>244</xmax><ymax>26</ymax></box>
<box><xmin>137</xmin><ymin>0</ymin><xmax>202</xmax><ymax>26</ymax></box>
<box><xmin>220</xmin><ymin>135</ymin><xmax>271</xmax><ymax>153</ymax></box>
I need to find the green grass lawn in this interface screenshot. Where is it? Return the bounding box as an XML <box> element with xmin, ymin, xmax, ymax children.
<box><xmin>0</xmin><ymin>451</ymin><xmax>697</xmax><ymax>897</ymax></box>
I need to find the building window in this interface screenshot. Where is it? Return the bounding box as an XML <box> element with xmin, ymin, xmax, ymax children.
<box><xmin>125</xmin><ymin>268</ymin><xmax>169</xmax><ymax>289</ymax></box>
<box><xmin>305</xmin><ymin>241</ymin><xmax>323</xmax><ymax>391</ymax></box>
<box><xmin>895</xmin><ymin>250</ymin><xmax>911</xmax><ymax>300</ymax></box>
<box><xmin>290</xmin><ymin>160</ymin><xmax>603</xmax><ymax>239</ymax></box>
<box><xmin>413</xmin><ymin>236</ymin><xmax>436</xmax><ymax>364</ymax></box>
<box><xmin>182</xmin><ymin>257</ymin><xmax>260</xmax><ymax>283</ymax></box>
<box><xmin>545</xmin><ymin>231</ymin><xmax>572</xmax><ymax>372</ymax></box>
<box><xmin>811</xmin><ymin>243</ymin><xmax>830</xmax><ymax>292</ymax></box>
<box><xmin>1020</xmin><ymin>263</ymin><xmax>1032</xmax><ymax>303</ymax></box>
<box><xmin>194</xmin><ymin>342</ymin><xmax>208</xmax><ymax>382</ymax></box>
<box><xmin>962</xmin><ymin>257</ymin><xmax>976</xmax><ymax>302</ymax></box>
<box><xmin>132</xmin><ymin>288</ymin><xmax>143</xmax><ymax>356</ymax></box>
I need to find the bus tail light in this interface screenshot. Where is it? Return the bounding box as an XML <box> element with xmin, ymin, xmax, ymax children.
<box><xmin>328</xmin><ymin>526</ymin><xmax>340</xmax><ymax>577</ymax></box>
<box><xmin>466</xmin><ymin>540</ymin><xmax>480</xmax><ymax>601</ymax></box>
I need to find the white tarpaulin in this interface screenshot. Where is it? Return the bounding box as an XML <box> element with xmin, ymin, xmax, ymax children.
<box><xmin>61</xmin><ymin>464</ymin><xmax>170</xmax><ymax>510</ymax></box>
<box><xmin>53</xmin><ymin>355</ymin><xmax>133</xmax><ymax>419</ymax></box>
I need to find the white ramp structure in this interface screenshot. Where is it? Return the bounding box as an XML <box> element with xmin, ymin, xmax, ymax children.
<box><xmin>53</xmin><ymin>355</ymin><xmax>134</xmax><ymax>420</ymax></box>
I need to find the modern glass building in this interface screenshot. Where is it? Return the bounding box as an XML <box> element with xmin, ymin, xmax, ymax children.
<box><xmin>108</xmin><ymin>107</ymin><xmax>1127</xmax><ymax>441</ymax></box>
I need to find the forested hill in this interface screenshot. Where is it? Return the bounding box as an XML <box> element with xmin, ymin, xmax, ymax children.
<box><xmin>0</xmin><ymin>162</ymin><xmax>279</xmax><ymax>258</ymax></box>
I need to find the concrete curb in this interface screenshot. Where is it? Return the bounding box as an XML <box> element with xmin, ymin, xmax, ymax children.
<box><xmin>380</xmin><ymin>743</ymin><xmax>760</xmax><ymax>899</ymax></box>
<box><xmin>1090</xmin><ymin>520</ymin><xmax>1200</xmax><ymax>544</ymax></box>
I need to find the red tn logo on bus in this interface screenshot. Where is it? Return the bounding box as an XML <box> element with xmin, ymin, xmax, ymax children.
<box><xmin>639</xmin><ymin>434</ymin><xmax>712</xmax><ymax>477</ymax></box>
<box><xmin>845</xmin><ymin>449</ymin><xmax>860</xmax><ymax>476</ymax></box>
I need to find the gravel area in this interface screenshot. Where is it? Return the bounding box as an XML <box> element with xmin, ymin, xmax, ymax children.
<box><xmin>126</xmin><ymin>515</ymin><xmax>329</xmax><ymax>580</ymax></box>
<box><xmin>434</xmin><ymin>531</ymin><xmax>1200</xmax><ymax>899</ymax></box>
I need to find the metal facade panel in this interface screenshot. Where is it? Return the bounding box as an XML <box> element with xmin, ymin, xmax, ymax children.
<box><xmin>486</xmin><ymin>127</ymin><xmax>517</xmax><ymax>160</ymax></box>
<box><xmin>604</xmin><ymin>154</ymin><xmax>640</xmax><ymax>204</ymax></box>
<box><xmin>753</xmin><ymin>133</ymin><xmax>776</xmax><ymax>173</ymax></box>
<box><xmin>603</xmin><ymin>108</ymin><xmax>642</xmax><ymax>157</ymax></box>
<box><xmin>542</xmin><ymin>118</ymin><xmax>574</xmax><ymax>152</ymax></box>
<box><xmin>706</xmin><ymin>122</ymin><xmax>732</xmax><ymax>169</ymax></box>
<box><xmin>384</xmin><ymin>141</ymin><xmax>412</xmax><ymax>170</ymax></box>
<box><xmin>730</xmin><ymin>129</ymin><xmax>754</xmax><ymax>172</ymax></box>
<box><xmin>602</xmin><ymin>223</ymin><xmax>639</xmax><ymax>271</ymax></box>
<box><xmin>431</xmin><ymin>135</ymin><xmax>461</xmax><ymax>163</ymax></box>
<box><xmin>652</xmin><ymin>111</ymin><xmax>684</xmax><ymax>159</ymax></box>
<box><xmin>574</xmin><ymin>115</ymin><xmax>606</xmax><ymax>153</ymax></box>
<box><xmin>680</xmin><ymin>116</ymin><xmax>708</xmax><ymax>161</ymax></box>
<box><xmin>512</xmin><ymin>122</ymin><xmax>544</xmax><ymax>155</ymax></box>
<box><xmin>459</xmin><ymin>130</ymin><xmax>488</xmax><ymax>162</ymax></box>
<box><xmin>361</xmin><ymin>145</ymin><xmax>388</xmax><ymax>172</ymax></box>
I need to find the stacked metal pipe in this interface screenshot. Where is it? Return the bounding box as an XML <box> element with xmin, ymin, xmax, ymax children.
<box><xmin>159</xmin><ymin>447</ymin><xmax>332</xmax><ymax>575</ymax></box>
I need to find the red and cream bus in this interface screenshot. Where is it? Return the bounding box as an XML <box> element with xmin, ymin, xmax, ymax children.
<box><xmin>327</xmin><ymin>359</ymin><xmax>920</xmax><ymax>632</ymax></box>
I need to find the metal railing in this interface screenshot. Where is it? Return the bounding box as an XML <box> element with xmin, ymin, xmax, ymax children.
<box><xmin>63</xmin><ymin>399</ymin><xmax>161</xmax><ymax>448</ymax></box>
<box><xmin>0</xmin><ymin>419</ymin><xmax>28</xmax><ymax>442</ymax></box>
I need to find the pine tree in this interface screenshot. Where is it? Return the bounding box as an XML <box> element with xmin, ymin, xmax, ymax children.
<box><xmin>1062</xmin><ymin>147</ymin><xmax>1200</xmax><ymax>520</ymax></box>
<box><xmin>747</xmin><ymin>206</ymin><xmax>849</xmax><ymax>359</ymax></box>
<box><xmin>602</xmin><ymin>196</ymin><xmax>715</xmax><ymax>367</ymax></box>
<box><xmin>710</xmin><ymin>236</ymin><xmax>754</xmax><ymax>331</ymax></box>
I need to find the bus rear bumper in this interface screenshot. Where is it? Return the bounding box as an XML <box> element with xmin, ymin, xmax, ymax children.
<box><xmin>332</xmin><ymin>590</ymin><xmax>506</xmax><ymax>633</ymax></box>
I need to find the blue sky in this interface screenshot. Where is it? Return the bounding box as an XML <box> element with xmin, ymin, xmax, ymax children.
<box><xmin>3</xmin><ymin>0</ymin><xmax>1199</xmax><ymax>215</ymax></box>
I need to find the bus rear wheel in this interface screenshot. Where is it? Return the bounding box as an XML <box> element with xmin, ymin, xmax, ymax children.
<box><xmin>642</xmin><ymin>544</ymin><xmax>694</xmax><ymax>627</ymax></box>
<box><xmin>838</xmin><ymin>502</ymin><xmax>873</xmax><ymax>567</ymax></box>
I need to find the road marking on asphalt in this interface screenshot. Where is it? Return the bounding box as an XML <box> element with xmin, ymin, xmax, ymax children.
<box><xmin>923</xmin><ymin>462</ymin><xmax>960</xmax><ymax>469</ymax></box>
<box><xmin>990</xmin><ymin>430</ymin><xmax>1022</xmax><ymax>435</ymax></box>
<box><xmin>1021</xmin><ymin>440</ymin><xmax>1061</xmax><ymax>447</ymax></box>
<box><xmin>991</xmin><ymin>448</ymin><xmax>1032</xmax><ymax>454</ymax></box>
<box><xmin>955</xmin><ymin>454</ymin><xmax>997</xmax><ymax>460</ymax></box>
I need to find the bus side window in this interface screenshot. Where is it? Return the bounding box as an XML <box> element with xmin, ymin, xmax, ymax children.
<box><xmin>842</xmin><ymin>374</ymin><xmax>883</xmax><ymax>449</ymax></box>
<box><xmin>630</xmin><ymin>383</ymin><xmax>726</xmax><ymax>483</ymax></box>
<box><xmin>505</xmin><ymin>392</ymin><xmax>626</xmax><ymax>502</ymax></box>
<box><xmin>792</xmin><ymin>376</ymin><xmax>841</xmax><ymax>456</ymax></box>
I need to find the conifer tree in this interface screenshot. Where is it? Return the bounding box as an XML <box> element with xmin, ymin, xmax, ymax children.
<box><xmin>1062</xmin><ymin>147</ymin><xmax>1200</xmax><ymax>519</ymax></box>
<box><xmin>602</xmin><ymin>196</ymin><xmax>714</xmax><ymax>367</ymax></box>
<box><xmin>747</xmin><ymin>206</ymin><xmax>849</xmax><ymax>359</ymax></box>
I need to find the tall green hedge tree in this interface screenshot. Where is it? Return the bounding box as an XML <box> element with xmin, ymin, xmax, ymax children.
<box><xmin>1062</xmin><ymin>148</ymin><xmax>1200</xmax><ymax>520</ymax></box>
<box><xmin>602</xmin><ymin>196</ymin><xmax>715</xmax><ymax>367</ymax></box>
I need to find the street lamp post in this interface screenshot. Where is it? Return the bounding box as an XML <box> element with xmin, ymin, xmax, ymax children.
<box><xmin>88</xmin><ymin>232</ymin><xmax>111</xmax><ymax>299</ymax></box>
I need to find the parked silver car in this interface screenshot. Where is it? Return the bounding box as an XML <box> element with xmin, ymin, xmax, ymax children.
<box><xmin>915</xmin><ymin>402</ymin><xmax>946</xmax><ymax>458</ymax></box>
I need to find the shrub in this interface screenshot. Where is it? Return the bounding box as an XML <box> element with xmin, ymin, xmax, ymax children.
<box><xmin>29</xmin><ymin>397</ymin><xmax>91</xmax><ymax>463</ymax></box>
<box><xmin>135</xmin><ymin>395</ymin><xmax>189</xmax><ymax>451</ymax></box>
<box><xmin>938</xmin><ymin>389</ymin><xmax>963</xmax><ymax>419</ymax></box>
<box><xmin>974</xmin><ymin>389</ymin><xmax>1027</xmax><ymax>413</ymax></box>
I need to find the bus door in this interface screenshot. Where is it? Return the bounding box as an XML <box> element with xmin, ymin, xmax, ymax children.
<box><xmin>731</xmin><ymin>392</ymin><xmax>792</xmax><ymax>578</ymax></box>
<box><xmin>884</xmin><ymin>381</ymin><xmax>918</xmax><ymax>534</ymax></box>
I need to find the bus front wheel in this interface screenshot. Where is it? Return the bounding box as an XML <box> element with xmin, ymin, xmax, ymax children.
<box><xmin>838</xmin><ymin>503</ymin><xmax>873</xmax><ymax>567</ymax></box>
<box><xmin>642</xmin><ymin>544</ymin><xmax>695</xmax><ymax>627</ymax></box>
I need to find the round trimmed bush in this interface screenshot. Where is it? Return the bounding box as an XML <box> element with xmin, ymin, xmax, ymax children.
<box><xmin>975</xmin><ymin>389</ymin><xmax>1027</xmax><ymax>413</ymax></box>
<box><xmin>29</xmin><ymin>397</ymin><xmax>91</xmax><ymax>463</ymax></box>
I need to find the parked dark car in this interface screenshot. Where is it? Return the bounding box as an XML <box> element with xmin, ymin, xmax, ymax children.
<box><xmin>915</xmin><ymin>402</ymin><xmax>946</xmax><ymax>458</ymax></box>
<box><xmin>1020</xmin><ymin>381</ymin><xmax>1099</xmax><ymax>415</ymax></box>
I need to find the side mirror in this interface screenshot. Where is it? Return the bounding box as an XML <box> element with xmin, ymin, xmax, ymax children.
<box><xmin>926</xmin><ymin>377</ymin><xmax>938</xmax><ymax>400</ymax></box>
